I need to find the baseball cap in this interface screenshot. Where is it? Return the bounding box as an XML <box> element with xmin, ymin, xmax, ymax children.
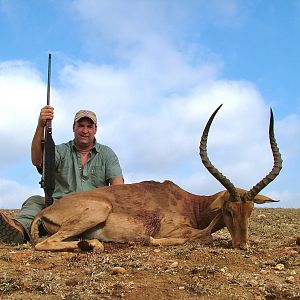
<box><xmin>74</xmin><ymin>110</ymin><xmax>97</xmax><ymax>124</ymax></box>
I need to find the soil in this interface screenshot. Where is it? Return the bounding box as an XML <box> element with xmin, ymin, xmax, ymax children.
<box><xmin>0</xmin><ymin>208</ymin><xmax>299</xmax><ymax>300</ymax></box>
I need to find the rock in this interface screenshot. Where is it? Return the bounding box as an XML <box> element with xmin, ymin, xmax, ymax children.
<box><xmin>23</xmin><ymin>280</ymin><xmax>30</xmax><ymax>289</ymax></box>
<box><xmin>285</xmin><ymin>276</ymin><xmax>295</xmax><ymax>284</ymax></box>
<box><xmin>65</xmin><ymin>278</ymin><xmax>79</xmax><ymax>286</ymax></box>
<box><xmin>249</xmin><ymin>279</ymin><xmax>258</xmax><ymax>287</ymax></box>
<box><xmin>111</xmin><ymin>267</ymin><xmax>127</xmax><ymax>275</ymax></box>
<box><xmin>285</xmin><ymin>247</ymin><xmax>298</xmax><ymax>256</ymax></box>
<box><xmin>274</xmin><ymin>263</ymin><xmax>285</xmax><ymax>270</ymax></box>
<box><xmin>170</xmin><ymin>261</ymin><xmax>179</xmax><ymax>268</ymax></box>
<box><xmin>257</xmin><ymin>214</ymin><xmax>266</xmax><ymax>219</ymax></box>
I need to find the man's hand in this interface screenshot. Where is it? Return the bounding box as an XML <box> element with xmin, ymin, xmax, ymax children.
<box><xmin>32</xmin><ymin>105</ymin><xmax>54</xmax><ymax>167</ymax></box>
<box><xmin>38</xmin><ymin>105</ymin><xmax>54</xmax><ymax>128</ymax></box>
<box><xmin>111</xmin><ymin>177</ymin><xmax>124</xmax><ymax>185</ymax></box>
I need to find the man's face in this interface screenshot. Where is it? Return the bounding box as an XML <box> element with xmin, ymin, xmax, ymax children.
<box><xmin>73</xmin><ymin>118</ymin><xmax>97</xmax><ymax>149</ymax></box>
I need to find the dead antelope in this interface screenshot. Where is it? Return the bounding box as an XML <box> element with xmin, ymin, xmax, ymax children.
<box><xmin>30</xmin><ymin>104</ymin><xmax>282</xmax><ymax>251</ymax></box>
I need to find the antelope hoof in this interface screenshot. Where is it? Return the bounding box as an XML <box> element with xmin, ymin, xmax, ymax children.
<box><xmin>78</xmin><ymin>240</ymin><xmax>104</xmax><ymax>252</ymax></box>
<box><xmin>232</xmin><ymin>241</ymin><xmax>249</xmax><ymax>250</ymax></box>
<box><xmin>142</xmin><ymin>236</ymin><xmax>151</xmax><ymax>246</ymax></box>
<box><xmin>78</xmin><ymin>240</ymin><xmax>94</xmax><ymax>251</ymax></box>
<box><xmin>239</xmin><ymin>243</ymin><xmax>249</xmax><ymax>250</ymax></box>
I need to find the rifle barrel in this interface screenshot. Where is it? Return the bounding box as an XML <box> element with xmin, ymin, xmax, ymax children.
<box><xmin>47</xmin><ymin>53</ymin><xmax>51</xmax><ymax>106</ymax></box>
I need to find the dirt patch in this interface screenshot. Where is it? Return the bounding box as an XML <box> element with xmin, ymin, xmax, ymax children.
<box><xmin>0</xmin><ymin>208</ymin><xmax>299</xmax><ymax>300</ymax></box>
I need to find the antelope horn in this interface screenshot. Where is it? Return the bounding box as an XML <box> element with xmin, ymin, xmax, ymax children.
<box><xmin>242</xmin><ymin>108</ymin><xmax>282</xmax><ymax>201</ymax></box>
<box><xmin>200</xmin><ymin>104</ymin><xmax>241</xmax><ymax>202</ymax></box>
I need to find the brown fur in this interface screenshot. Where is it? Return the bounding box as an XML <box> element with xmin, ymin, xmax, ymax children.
<box><xmin>30</xmin><ymin>181</ymin><xmax>273</xmax><ymax>251</ymax></box>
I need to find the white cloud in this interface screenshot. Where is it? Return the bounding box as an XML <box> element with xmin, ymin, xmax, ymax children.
<box><xmin>55</xmin><ymin>57</ymin><xmax>280</xmax><ymax>192</ymax></box>
<box><xmin>71</xmin><ymin>0</ymin><xmax>243</xmax><ymax>63</ymax></box>
<box><xmin>72</xmin><ymin>0</ymin><xmax>242</xmax><ymax>39</ymax></box>
<box><xmin>0</xmin><ymin>178</ymin><xmax>42</xmax><ymax>209</ymax></box>
<box><xmin>0</xmin><ymin>61</ymin><xmax>46</xmax><ymax>165</ymax></box>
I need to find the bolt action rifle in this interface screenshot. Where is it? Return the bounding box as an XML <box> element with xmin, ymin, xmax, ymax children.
<box><xmin>40</xmin><ymin>53</ymin><xmax>55</xmax><ymax>207</ymax></box>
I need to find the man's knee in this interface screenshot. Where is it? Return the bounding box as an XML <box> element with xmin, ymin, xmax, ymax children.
<box><xmin>16</xmin><ymin>195</ymin><xmax>45</xmax><ymax>236</ymax></box>
<box><xmin>21</xmin><ymin>195</ymin><xmax>45</xmax><ymax>210</ymax></box>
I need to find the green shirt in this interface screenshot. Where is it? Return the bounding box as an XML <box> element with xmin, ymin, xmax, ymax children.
<box><xmin>52</xmin><ymin>140</ymin><xmax>123</xmax><ymax>200</ymax></box>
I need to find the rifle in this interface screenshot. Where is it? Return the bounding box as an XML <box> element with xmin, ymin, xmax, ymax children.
<box><xmin>40</xmin><ymin>53</ymin><xmax>55</xmax><ymax>207</ymax></box>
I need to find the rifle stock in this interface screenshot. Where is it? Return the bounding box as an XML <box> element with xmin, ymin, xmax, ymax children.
<box><xmin>41</xmin><ymin>54</ymin><xmax>55</xmax><ymax>207</ymax></box>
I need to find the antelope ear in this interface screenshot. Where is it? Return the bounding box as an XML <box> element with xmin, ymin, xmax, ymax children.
<box><xmin>253</xmin><ymin>194</ymin><xmax>280</xmax><ymax>204</ymax></box>
<box><xmin>208</xmin><ymin>191</ymin><xmax>227</xmax><ymax>211</ymax></box>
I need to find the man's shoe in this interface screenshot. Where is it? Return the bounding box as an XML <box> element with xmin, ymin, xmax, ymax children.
<box><xmin>0</xmin><ymin>212</ymin><xmax>24</xmax><ymax>244</ymax></box>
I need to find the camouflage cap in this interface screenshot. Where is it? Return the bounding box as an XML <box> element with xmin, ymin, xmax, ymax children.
<box><xmin>74</xmin><ymin>110</ymin><xmax>97</xmax><ymax>124</ymax></box>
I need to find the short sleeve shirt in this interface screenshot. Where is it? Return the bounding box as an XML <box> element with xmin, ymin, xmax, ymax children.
<box><xmin>52</xmin><ymin>140</ymin><xmax>123</xmax><ymax>200</ymax></box>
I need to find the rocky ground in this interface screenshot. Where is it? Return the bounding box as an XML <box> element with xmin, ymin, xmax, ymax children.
<box><xmin>0</xmin><ymin>208</ymin><xmax>299</xmax><ymax>300</ymax></box>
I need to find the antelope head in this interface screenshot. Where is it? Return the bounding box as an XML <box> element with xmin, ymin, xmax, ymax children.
<box><xmin>200</xmin><ymin>104</ymin><xmax>282</xmax><ymax>249</ymax></box>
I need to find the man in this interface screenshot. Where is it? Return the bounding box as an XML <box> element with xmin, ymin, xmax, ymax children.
<box><xmin>0</xmin><ymin>106</ymin><xmax>124</xmax><ymax>244</ymax></box>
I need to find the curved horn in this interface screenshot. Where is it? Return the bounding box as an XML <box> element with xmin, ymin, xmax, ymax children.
<box><xmin>199</xmin><ymin>104</ymin><xmax>241</xmax><ymax>202</ymax></box>
<box><xmin>242</xmin><ymin>108</ymin><xmax>282</xmax><ymax>201</ymax></box>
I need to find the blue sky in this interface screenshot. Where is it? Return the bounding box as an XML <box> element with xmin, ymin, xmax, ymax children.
<box><xmin>0</xmin><ymin>0</ymin><xmax>299</xmax><ymax>208</ymax></box>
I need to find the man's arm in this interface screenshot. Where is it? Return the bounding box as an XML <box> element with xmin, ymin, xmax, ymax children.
<box><xmin>31</xmin><ymin>105</ymin><xmax>54</xmax><ymax>168</ymax></box>
<box><xmin>111</xmin><ymin>176</ymin><xmax>124</xmax><ymax>185</ymax></box>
